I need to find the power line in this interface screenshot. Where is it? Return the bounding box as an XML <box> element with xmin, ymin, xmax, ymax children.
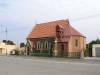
<box><xmin>70</xmin><ymin>13</ymin><xmax>100</xmax><ymax>21</ymax></box>
<box><xmin>1</xmin><ymin>13</ymin><xmax>100</xmax><ymax>32</ymax></box>
<box><xmin>1</xmin><ymin>26</ymin><xmax>32</xmax><ymax>33</ymax></box>
<box><xmin>8</xmin><ymin>26</ymin><xmax>31</xmax><ymax>32</ymax></box>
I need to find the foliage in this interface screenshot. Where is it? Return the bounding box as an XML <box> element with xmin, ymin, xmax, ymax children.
<box><xmin>3</xmin><ymin>40</ymin><xmax>15</xmax><ymax>45</ymax></box>
<box><xmin>10</xmin><ymin>50</ymin><xmax>20</xmax><ymax>55</ymax></box>
<box><xmin>84</xmin><ymin>44</ymin><xmax>89</xmax><ymax>56</ymax></box>
<box><xmin>20</xmin><ymin>42</ymin><xmax>25</xmax><ymax>48</ymax></box>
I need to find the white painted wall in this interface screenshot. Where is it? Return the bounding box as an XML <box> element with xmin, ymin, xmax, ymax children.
<box><xmin>0</xmin><ymin>42</ymin><xmax>18</xmax><ymax>55</ymax></box>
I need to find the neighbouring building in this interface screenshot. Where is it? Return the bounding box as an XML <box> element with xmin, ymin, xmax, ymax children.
<box><xmin>0</xmin><ymin>42</ymin><xmax>18</xmax><ymax>55</ymax></box>
<box><xmin>92</xmin><ymin>44</ymin><xmax>100</xmax><ymax>57</ymax></box>
<box><xmin>27</xmin><ymin>19</ymin><xmax>86</xmax><ymax>58</ymax></box>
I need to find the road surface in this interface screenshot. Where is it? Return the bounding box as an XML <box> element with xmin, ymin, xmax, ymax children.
<box><xmin>0</xmin><ymin>56</ymin><xmax>100</xmax><ymax>75</ymax></box>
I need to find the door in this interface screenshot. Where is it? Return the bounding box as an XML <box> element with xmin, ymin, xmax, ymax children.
<box><xmin>60</xmin><ymin>42</ymin><xmax>68</xmax><ymax>57</ymax></box>
<box><xmin>61</xmin><ymin>44</ymin><xmax>64</xmax><ymax>56</ymax></box>
<box><xmin>63</xmin><ymin>43</ymin><xmax>68</xmax><ymax>56</ymax></box>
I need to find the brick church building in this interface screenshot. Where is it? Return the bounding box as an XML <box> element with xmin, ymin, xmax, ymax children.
<box><xmin>27</xmin><ymin>19</ymin><xmax>86</xmax><ymax>58</ymax></box>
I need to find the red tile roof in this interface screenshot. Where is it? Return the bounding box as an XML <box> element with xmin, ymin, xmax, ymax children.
<box><xmin>27</xmin><ymin>19</ymin><xmax>85</xmax><ymax>39</ymax></box>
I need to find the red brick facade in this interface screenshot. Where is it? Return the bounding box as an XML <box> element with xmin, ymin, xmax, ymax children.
<box><xmin>27</xmin><ymin>19</ymin><xmax>86</xmax><ymax>58</ymax></box>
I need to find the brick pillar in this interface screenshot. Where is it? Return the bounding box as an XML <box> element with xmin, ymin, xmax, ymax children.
<box><xmin>53</xmin><ymin>39</ymin><xmax>58</xmax><ymax>56</ymax></box>
<box><xmin>80</xmin><ymin>49</ymin><xmax>84</xmax><ymax>58</ymax></box>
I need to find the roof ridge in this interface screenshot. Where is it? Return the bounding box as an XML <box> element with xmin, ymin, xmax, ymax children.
<box><xmin>67</xmin><ymin>22</ymin><xmax>72</xmax><ymax>36</ymax></box>
<box><xmin>36</xmin><ymin>19</ymin><xmax>68</xmax><ymax>25</ymax></box>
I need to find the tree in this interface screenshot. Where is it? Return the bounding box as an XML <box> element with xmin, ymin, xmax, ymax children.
<box><xmin>2</xmin><ymin>40</ymin><xmax>15</xmax><ymax>45</ymax></box>
<box><xmin>84</xmin><ymin>44</ymin><xmax>89</xmax><ymax>57</ymax></box>
<box><xmin>3</xmin><ymin>40</ymin><xmax>7</xmax><ymax>43</ymax></box>
<box><xmin>20</xmin><ymin>43</ymin><xmax>25</xmax><ymax>48</ymax></box>
<box><xmin>96</xmin><ymin>38</ymin><xmax>100</xmax><ymax>44</ymax></box>
<box><xmin>7</xmin><ymin>40</ymin><xmax>15</xmax><ymax>45</ymax></box>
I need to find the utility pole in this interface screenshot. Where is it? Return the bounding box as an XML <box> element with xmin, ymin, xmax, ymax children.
<box><xmin>0</xmin><ymin>25</ymin><xmax>3</xmax><ymax>42</ymax></box>
<box><xmin>5</xmin><ymin>27</ymin><xmax>8</xmax><ymax>55</ymax></box>
<box><xmin>0</xmin><ymin>25</ymin><xmax>5</xmax><ymax>42</ymax></box>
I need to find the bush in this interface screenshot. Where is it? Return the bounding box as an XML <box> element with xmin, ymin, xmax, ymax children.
<box><xmin>10</xmin><ymin>50</ymin><xmax>20</xmax><ymax>55</ymax></box>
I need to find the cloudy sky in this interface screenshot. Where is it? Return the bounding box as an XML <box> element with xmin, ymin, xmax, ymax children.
<box><xmin>0</xmin><ymin>0</ymin><xmax>100</xmax><ymax>44</ymax></box>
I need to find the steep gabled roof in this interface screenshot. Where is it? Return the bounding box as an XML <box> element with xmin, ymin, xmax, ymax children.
<box><xmin>27</xmin><ymin>19</ymin><xmax>85</xmax><ymax>39</ymax></box>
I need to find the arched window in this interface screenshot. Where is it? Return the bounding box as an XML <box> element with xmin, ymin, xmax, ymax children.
<box><xmin>75</xmin><ymin>39</ymin><xmax>78</xmax><ymax>47</ymax></box>
<box><xmin>49</xmin><ymin>42</ymin><xmax>51</xmax><ymax>50</ymax></box>
<box><xmin>37</xmin><ymin>41</ymin><xmax>40</xmax><ymax>50</ymax></box>
<box><xmin>41</xmin><ymin>43</ymin><xmax>43</xmax><ymax>50</ymax></box>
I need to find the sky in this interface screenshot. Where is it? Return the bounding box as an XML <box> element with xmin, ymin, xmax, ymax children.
<box><xmin>0</xmin><ymin>0</ymin><xmax>100</xmax><ymax>45</ymax></box>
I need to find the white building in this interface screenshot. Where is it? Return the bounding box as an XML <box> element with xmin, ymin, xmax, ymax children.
<box><xmin>0</xmin><ymin>42</ymin><xmax>18</xmax><ymax>55</ymax></box>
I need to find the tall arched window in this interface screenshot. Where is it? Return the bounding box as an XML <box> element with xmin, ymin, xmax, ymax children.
<box><xmin>75</xmin><ymin>39</ymin><xmax>79</xmax><ymax>47</ymax></box>
<box><xmin>45</xmin><ymin>41</ymin><xmax>48</xmax><ymax>50</ymax></box>
<box><xmin>49</xmin><ymin>42</ymin><xmax>51</xmax><ymax>50</ymax></box>
<box><xmin>41</xmin><ymin>43</ymin><xmax>43</xmax><ymax>50</ymax></box>
<box><xmin>37</xmin><ymin>41</ymin><xmax>40</xmax><ymax>50</ymax></box>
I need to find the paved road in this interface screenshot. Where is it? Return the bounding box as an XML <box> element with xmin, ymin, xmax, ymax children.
<box><xmin>0</xmin><ymin>56</ymin><xmax>100</xmax><ymax>75</ymax></box>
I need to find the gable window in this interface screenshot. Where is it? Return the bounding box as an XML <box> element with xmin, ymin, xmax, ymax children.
<box><xmin>75</xmin><ymin>39</ymin><xmax>78</xmax><ymax>47</ymax></box>
<box><xmin>60</xmin><ymin>28</ymin><xmax>64</xmax><ymax>32</ymax></box>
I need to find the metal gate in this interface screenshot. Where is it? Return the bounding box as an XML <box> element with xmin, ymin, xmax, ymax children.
<box><xmin>96</xmin><ymin>47</ymin><xmax>100</xmax><ymax>57</ymax></box>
